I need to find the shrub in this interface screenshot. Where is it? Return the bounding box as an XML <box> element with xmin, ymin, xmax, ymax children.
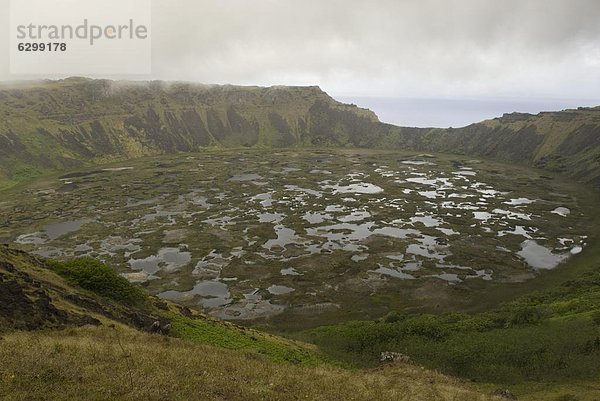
<box><xmin>383</xmin><ymin>311</ymin><xmax>403</xmax><ymax>323</ymax></box>
<box><xmin>508</xmin><ymin>306</ymin><xmax>550</xmax><ymax>326</ymax></box>
<box><xmin>404</xmin><ymin>315</ymin><xmax>448</xmax><ymax>340</ymax></box>
<box><xmin>48</xmin><ymin>258</ymin><xmax>146</xmax><ymax>306</ymax></box>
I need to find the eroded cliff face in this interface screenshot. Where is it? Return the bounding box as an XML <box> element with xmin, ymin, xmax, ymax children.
<box><xmin>0</xmin><ymin>78</ymin><xmax>382</xmax><ymax>182</ymax></box>
<box><xmin>386</xmin><ymin>110</ymin><xmax>600</xmax><ymax>188</ymax></box>
<box><xmin>1</xmin><ymin>77</ymin><xmax>599</xmax><ymax>188</ymax></box>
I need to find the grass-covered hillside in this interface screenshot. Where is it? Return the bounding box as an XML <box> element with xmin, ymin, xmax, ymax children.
<box><xmin>1</xmin><ymin>325</ymin><xmax>500</xmax><ymax>401</ymax></box>
<box><xmin>0</xmin><ymin>245</ymin><xmax>500</xmax><ymax>400</ymax></box>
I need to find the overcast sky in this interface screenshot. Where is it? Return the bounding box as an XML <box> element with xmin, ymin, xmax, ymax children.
<box><xmin>1</xmin><ymin>0</ymin><xmax>600</xmax><ymax>126</ymax></box>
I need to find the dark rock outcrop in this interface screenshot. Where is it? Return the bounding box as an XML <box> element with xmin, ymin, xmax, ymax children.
<box><xmin>0</xmin><ymin>245</ymin><xmax>168</xmax><ymax>334</ymax></box>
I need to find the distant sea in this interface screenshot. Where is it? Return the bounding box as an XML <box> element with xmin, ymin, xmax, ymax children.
<box><xmin>334</xmin><ymin>96</ymin><xmax>600</xmax><ymax>128</ymax></box>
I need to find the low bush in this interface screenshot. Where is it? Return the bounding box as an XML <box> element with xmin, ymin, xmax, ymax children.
<box><xmin>48</xmin><ymin>258</ymin><xmax>146</xmax><ymax>306</ymax></box>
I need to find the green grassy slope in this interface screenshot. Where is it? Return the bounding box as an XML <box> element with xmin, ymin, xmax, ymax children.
<box><xmin>299</xmin><ymin>243</ymin><xmax>600</xmax><ymax>400</ymax></box>
<box><xmin>0</xmin><ymin>245</ymin><xmax>322</xmax><ymax>364</ymax></box>
<box><xmin>0</xmin><ymin>245</ymin><xmax>500</xmax><ymax>400</ymax></box>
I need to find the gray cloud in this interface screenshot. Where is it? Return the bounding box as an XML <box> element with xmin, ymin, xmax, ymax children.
<box><xmin>147</xmin><ymin>0</ymin><xmax>600</xmax><ymax>98</ymax></box>
<box><xmin>2</xmin><ymin>0</ymin><xmax>600</xmax><ymax>99</ymax></box>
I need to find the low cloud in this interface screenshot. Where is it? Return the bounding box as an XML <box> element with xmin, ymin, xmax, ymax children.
<box><xmin>2</xmin><ymin>0</ymin><xmax>600</xmax><ymax>99</ymax></box>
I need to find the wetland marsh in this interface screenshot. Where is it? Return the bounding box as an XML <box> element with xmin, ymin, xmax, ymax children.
<box><xmin>1</xmin><ymin>149</ymin><xmax>596</xmax><ymax>326</ymax></box>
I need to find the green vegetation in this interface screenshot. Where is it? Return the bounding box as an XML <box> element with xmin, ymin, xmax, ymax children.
<box><xmin>47</xmin><ymin>258</ymin><xmax>147</xmax><ymax>306</ymax></box>
<box><xmin>302</xmin><ymin>268</ymin><xmax>600</xmax><ymax>395</ymax></box>
<box><xmin>170</xmin><ymin>314</ymin><xmax>324</xmax><ymax>365</ymax></box>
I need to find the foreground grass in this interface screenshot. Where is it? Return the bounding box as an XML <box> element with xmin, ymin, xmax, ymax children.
<box><xmin>0</xmin><ymin>250</ymin><xmax>499</xmax><ymax>400</ymax></box>
<box><xmin>170</xmin><ymin>314</ymin><xmax>325</xmax><ymax>366</ymax></box>
<box><xmin>0</xmin><ymin>326</ymin><xmax>498</xmax><ymax>401</ymax></box>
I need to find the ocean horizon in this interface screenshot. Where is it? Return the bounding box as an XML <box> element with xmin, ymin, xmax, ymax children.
<box><xmin>334</xmin><ymin>96</ymin><xmax>600</xmax><ymax>128</ymax></box>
